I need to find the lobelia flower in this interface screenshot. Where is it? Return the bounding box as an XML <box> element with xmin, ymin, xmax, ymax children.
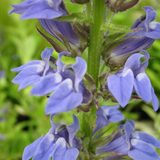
<box><xmin>93</xmin><ymin>105</ymin><xmax>125</xmax><ymax>135</ymax></box>
<box><xmin>107</xmin><ymin>50</ymin><xmax>159</xmax><ymax>111</ymax></box>
<box><xmin>11</xmin><ymin>47</ymin><xmax>90</xmax><ymax>115</ymax></box>
<box><xmin>9</xmin><ymin>0</ymin><xmax>80</xmax><ymax>47</ymax></box>
<box><xmin>108</xmin><ymin>6</ymin><xmax>160</xmax><ymax>63</ymax></box>
<box><xmin>22</xmin><ymin>114</ymin><xmax>80</xmax><ymax>160</ymax></box>
<box><xmin>96</xmin><ymin>120</ymin><xmax>160</xmax><ymax>160</ymax></box>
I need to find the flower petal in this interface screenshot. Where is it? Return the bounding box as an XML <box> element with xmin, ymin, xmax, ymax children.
<box><xmin>93</xmin><ymin>107</ymin><xmax>110</xmax><ymax>135</ymax></box>
<box><xmin>97</xmin><ymin>135</ymin><xmax>129</xmax><ymax>155</ymax></box>
<box><xmin>30</xmin><ymin>73</ymin><xmax>62</xmax><ymax>95</ymax></box>
<box><xmin>22</xmin><ymin>136</ymin><xmax>44</xmax><ymax>160</ymax></box>
<box><xmin>56</xmin><ymin>52</ymin><xmax>71</xmax><ymax>73</ymax></box>
<box><xmin>67</xmin><ymin>115</ymin><xmax>80</xmax><ymax>147</ymax></box>
<box><xmin>134</xmin><ymin>73</ymin><xmax>152</xmax><ymax>102</ymax></box>
<box><xmin>41</xmin><ymin>47</ymin><xmax>53</xmax><ymax>61</ymax></box>
<box><xmin>132</xmin><ymin>131</ymin><xmax>160</xmax><ymax>148</ymax></box>
<box><xmin>72</xmin><ymin>57</ymin><xmax>87</xmax><ymax>92</ymax></box>
<box><xmin>128</xmin><ymin>139</ymin><xmax>160</xmax><ymax>160</ymax></box>
<box><xmin>45</xmin><ymin>79</ymin><xmax>83</xmax><ymax>115</ymax></box>
<box><xmin>52</xmin><ymin>138</ymin><xmax>67</xmax><ymax>160</ymax></box>
<box><xmin>12</xmin><ymin>65</ymin><xmax>44</xmax><ymax>84</ymax></box>
<box><xmin>63</xmin><ymin>148</ymin><xmax>79</xmax><ymax>160</ymax></box>
<box><xmin>20</xmin><ymin>1</ymin><xmax>63</xmax><ymax>19</ymax></box>
<box><xmin>108</xmin><ymin>69</ymin><xmax>134</xmax><ymax>107</ymax></box>
<box><xmin>11</xmin><ymin>60</ymin><xmax>44</xmax><ymax>72</ymax></box>
<box><xmin>18</xmin><ymin>75</ymin><xmax>41</xmax><ymax>90</ymax></box>
<box><xmin>124</xmin><ymin>53</ymin><xmax>144</xmax><ymax>71</ymax></box>
<box><xmin>151</xmin><ymin>87</ymin><xmax>159</xmax><ymax>111</ymax></box>
<box><xmin>33</xmin><ymin>133</ymin><xmax>55</xmax><ymax>160</ymax></box>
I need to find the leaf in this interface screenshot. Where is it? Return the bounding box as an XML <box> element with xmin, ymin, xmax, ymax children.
<box><xmin>103</xmin><ymin>32</ymin><xmax>126</xmax><ymax>47</ymax></box>
<box><xmin>101</xmin><ymin>23</ymin><xmax>132</xmax><ymax>33</ymax></box>
<box><xmin>99</xmin><ymin>98</ymin><xmax>119</xmax><ymax>107</ymax></box>
<box><xmin>36</xmin><ymin>26</ymin><xmax>67</xmax><ymax>53</ymax></box>
<box><xmin>85</xmin><ymin>105</ymin><xmax>97</xmax><ymax>130</ymax></box>
<box><xmin>54</xmin><ymin>13</ymin><xmax>92</xmax><ymax>23</ymax></box>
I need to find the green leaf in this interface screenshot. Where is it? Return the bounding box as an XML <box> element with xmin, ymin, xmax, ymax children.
<box><xmin>99</xmin><ymin>98</ymin><xmax>119</xmax><ymax>107</ymax></box>
<box><xmin>54</xmin><ymin>13</ymin><xmax>92</xmax><ymax>23</ymax></box>
<box><xmin>85</xmin><ymin>105</ymin><xmax>97</xmax><ymax>130</ymax></box>
<box><xmin>101</xmin><ymin>23</ymin><xmax>132</xmax><ymax>34</ymax></box>
<box><xmin>103</xmin><ymin>32</ymin><xmax>126</xmax><ymax>47</ymax></box>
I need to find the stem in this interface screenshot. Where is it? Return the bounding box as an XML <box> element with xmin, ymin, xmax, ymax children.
<box><xmin>88</xmin><ymin>0</ymin><xmax>106</xmax><ymax>86</ymax></box>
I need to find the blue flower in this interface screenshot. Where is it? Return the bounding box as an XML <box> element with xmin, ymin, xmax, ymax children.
<box><xmin>107</xmin><ymin>50</ymin><xmax>159</xmax><ymax>111</ymax></box>
<box><xmin>9</xmin><ymin>0</ymin><xmax>65</xmax><ymax>19</ymax></box>
<box><xmin>11</xmin><ymin>47</ymin><xmax>90</xmax><ymax>114</ymax></box>
<box><xmin>93</xmin><ymin>105</ymin><xmax>124</xmax><ymax>135</ymax></box>
<box><xmin>9</xmin><ymin>0</ymin><xmax>80</xmax><ymax>47</ymax></box>
<box><xmin>11</xmin><ymin>47</ymin><xmax>56</xmax><ymax>91</ymax></box>
<box><xmin>97</xmin><ymin>120</ymin><xmax>160</xmax><ymax>160</ymax></box>
<box><xmin>109</xmin><ymin>6</ymin><xmax>160</xmax><ymax>63</ymax></box>
<box><xmin>22</xmin><ymin>114</ymin><xmax>80</xmax><ymax>160</ymax></box>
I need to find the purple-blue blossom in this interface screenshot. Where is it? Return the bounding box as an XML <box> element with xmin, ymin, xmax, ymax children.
<box><xmin>22</xmin><ymin>114</ymin><xmax>80</xmax><ymax>160</ymax></box>
<box><xmin>11</xmin><ymin>47</ymin><xmax>90</xmax><ymax>115</ymax></box>
<box><xmin>93</xmin><ymin>105</ymin><xmax>124</xmax><ymax>135</ymax></box>
<box><xmin>9</xmin><ymin>0</ymin><xmax>66</xmax><ymax>19</ymax></box>
<box><xmin>107</xmin><ymin>50</ymin><xmax>159</xmax><ymax>111</ymax></box>
<box><xmin>97</xmin><ymin>120</ymin><xmax>160</xmax><ymax>160</ymax></box>
<box><xmin>109</xmin><ymin>6</ymin><xmax>160</xmax><ymax>63</ymax></box>
<box><xmin>9</xmin><ymin>0</ymin><xmax>80</xmax><ymax>46</ymax></box>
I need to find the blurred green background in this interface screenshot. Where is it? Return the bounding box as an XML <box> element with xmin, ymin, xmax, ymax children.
<box><xmin>0</xmin><ymin>0</ymin><xmax>160</xmax><ymax>159</ymax></box>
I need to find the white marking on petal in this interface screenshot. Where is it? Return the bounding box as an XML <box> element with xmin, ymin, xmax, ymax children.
<box><xmin>132</xmin><ymin>131</ymin><xmax>139</xmax><ymax>138</ymax></box>
<box><xmin>136</xmin><ymin>73</ymin><xmax>145</xmax><ymax>81</ymax></box>
<box><xmin>47</xmin><ymin>133</ymin><xmax>54</xmax><ymax>142</ymax></box>
<box><xmin>149</xmin><ymin>22</ymin><xmax>158</xmax><ymax>30</ymax></box>
<box><xmin>37</xmin><ymin>62</ymin><xmax>45</xmax><ymax>72</ymax></box>
<box><xmin>47</xmin><ymin>0</ymin><xmax>54</xmax><ymax>8</ymax></box>
<box><xmin>131</xmin><ymin>139</ymin><xmax>138</xmax><ymax>146</ymax></box>
<box><xmin>122</xmin><ymin>69</ymin><xmax>132</xmax><ymax>77</ymax></box>
<box><xmin>104</xmin><ymin>109</ymin><xmax>109</xmax><ymax>115</ymax></box>
<box><xmin>66</xmin><ymin>79</ymin><xmax>73</xmax><ymax>89</ymax></box>
<box><xmin>57</xmin><ymin>138</ymin><xmax>66</xmax><ymax>147</ymax></box>
<box><xmin>55</xmin><ymin>73</ymin><xmax>62</xmax><ymax>83</ymax></box>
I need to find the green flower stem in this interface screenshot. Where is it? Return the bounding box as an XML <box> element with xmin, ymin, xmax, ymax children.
<box><xmin>88</xmin><ymin>0</ymin><xmax>106</xmax><ymax>86</ymax></box>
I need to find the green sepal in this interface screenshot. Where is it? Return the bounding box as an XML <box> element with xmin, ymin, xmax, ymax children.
<box><xmin>99</xmin><ymin>98</ymin><xmax>119</xmax><ymax>107</ymax></box>
<box><xmin>84</xmin><ymin>73</ymin><xmax>97</xmax><ymax>93</ymax></box>
<box><xmin>101</xmin><ymin>24</ymin><xmax>132</xmax><ymax>34</ymax></box>
<box><xmin>92</xmin><ymin>124</ymin><xmax>118</xmax><ymax>150</ymax></box>
<box><xmin>36</xmin><ymin>26</ymin><xmax>67</xmax><ymax>53</ymax></box>
<box><xmin>54</xmin><ymin>13</ymin><xmax>92</xmax><ymax>23</ymax></box>
<box><xmin>96</xmin><ymin>152</ymin><xmax>132</xmax><ymax>159</ymax></box>
<box><xmin>51</xmin><ymin>28</ymin><xmax>78</xmax><ymax>57</ymax></box>
<box><xmin>103</xmin><ymin>32</ymin><xmax>126</xmax><ymax>47</ymax></box>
